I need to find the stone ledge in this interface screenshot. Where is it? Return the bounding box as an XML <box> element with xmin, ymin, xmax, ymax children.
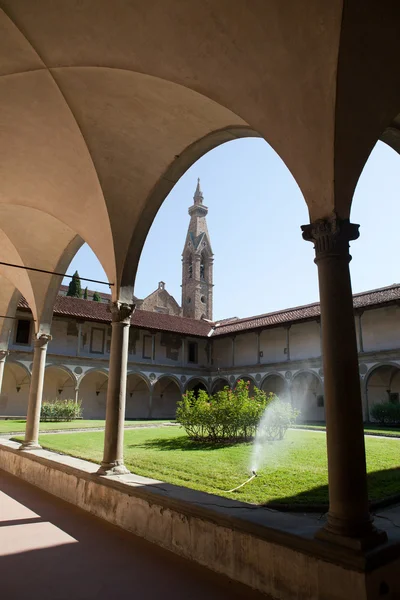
<box><xmin>1</xmin><ymin>440</ymin><xmax>400</xmax><ymax>599</ymax></box>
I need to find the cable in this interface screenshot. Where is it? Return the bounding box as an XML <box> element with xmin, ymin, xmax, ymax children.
<box><xmin>0</xmin><ymin>261</ymin><xmax>113</xmax><ymax>286</ymax></box>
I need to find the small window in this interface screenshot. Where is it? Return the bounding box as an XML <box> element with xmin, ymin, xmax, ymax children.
<box><xmin>389</xmin><ymin>392</ymin><xmax>399</xmax><ymax>404</ymax></box>
<box><xmin>317</xmin><ymin>395</ymin><xmax>324</xmax><ymax>408</ymax></box>
<box><xmin>200</xmin><ymin>296</ymin><xmax>205</xmax><ymax>303</ymax></box>
<box><xmin>188</xmin><ymin>341</ymin><xmax>198</xmax><ymax>364</ymax></box>
<box><xmin>188</xmin><ymin>256</ymin><xmax>193</xmax><ymax>279</ymax></box>
<box><xmin>15</xmin><ymin>319</ymin><xmax>31</xmax><ymax>345</ymax></box>
<box><xmin>187</xmin><ymin>297</ymin><xmax>191</xmax><ymax>304</ymax></box>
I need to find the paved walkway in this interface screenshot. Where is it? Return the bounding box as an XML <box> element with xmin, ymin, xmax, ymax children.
<box><xmin>0</xmin><ymin>470</ymin><xmax>265</xmax><ymax>600</ymax></box>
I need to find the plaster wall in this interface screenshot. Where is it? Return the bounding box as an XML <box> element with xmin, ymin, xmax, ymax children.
<box><xmin>78</xmin><ymin>371</ymin><xmax>107</xmax><ymax>419</ymax></box>
<box><xmin>126</xmin><ymin>377</ymin><xmax>150</xmax><ymax>419</ymax></box>
<box><xmin>234</xmin><ymin>333</ymin><xmax>258</xmax><ymax>367</ymax></box>
<box><xmin>362</xmin><ymin>307</ymin><xmax>400</xmax><ymax>352</ymax></box>
<box><xmin>259</xmin><ymin>328</ymin><xmax>286</xmax><ymax>364</ymax></box>
<box><xmin>0</xmin><ymin>364</ymin><xmax>30</xmax><ymax>416</ymax></box>
<box><xmin>48</xmin><ymin>318</ymin><xmax>78</xmax><ymax>356</ymax></box>
<box><xmin>289</xmin><ymin>322</ymin><xmax>320</xmax><ymax>361</ymax></box>
<box><xmin>366</xmin><ymin>367</ymin><xmax>400</xmax><ymax>415</ymax></box>
<box><xmin>212</xmin><ymin>337</ymin><xmax>233</xmax><ymax>368</ymax></box>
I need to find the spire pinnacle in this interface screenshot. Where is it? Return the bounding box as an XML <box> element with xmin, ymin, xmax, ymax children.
<box><xmin>193</xmin><ymin>177</ymin><xmax>203</xmax><ymax>205</ymax></box>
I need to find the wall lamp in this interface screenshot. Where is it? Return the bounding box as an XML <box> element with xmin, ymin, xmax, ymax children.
<box><xmin>16</xmin><ymin>385</ymin><xmax>21</xmax><ymax>393</ymax></box>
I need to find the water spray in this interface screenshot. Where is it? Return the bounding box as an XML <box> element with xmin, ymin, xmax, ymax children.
<box><xmin>225</xmin><ymin>470</ymin><xmax>257</xmax><ymax>493</ymax></box>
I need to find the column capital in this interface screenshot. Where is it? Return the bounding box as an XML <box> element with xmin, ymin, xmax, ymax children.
<box><xmin>109</xmin><ymin>301</ymin><xmax>135</xmax><ymax>324</ymax></box>
<box><xmin>301</xmin><ymin>216</ymin><xmax>359</xmax><ymax>261</ymax></box>
<box><xmin>34</xmin><ymin>334</ymin><xmax>52</xmax><ymax>348</ymax></box>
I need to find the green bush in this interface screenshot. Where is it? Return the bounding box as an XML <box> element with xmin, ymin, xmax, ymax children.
<box><xmin>177</xmin><ymin>379</ymin><xmax>271</xmax><ymax>442</ymax></box>
<box><xmin>370</xmin><ymin>402</ymin><xmax>400</xmax><ymax>425</ymax></box>
<box><xmin>40</xmin><ymin>399</ymin><xmax>82</xmax><ymax>422</ymax></box>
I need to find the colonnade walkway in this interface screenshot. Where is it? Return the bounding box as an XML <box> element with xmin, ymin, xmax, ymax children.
<box><xmin>0</xmin><ymin>470</ymin><xmax>265</xmax><ymax>600</ymax></box>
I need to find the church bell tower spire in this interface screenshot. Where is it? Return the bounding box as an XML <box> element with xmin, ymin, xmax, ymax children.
<box><xmin>181</xmin><ymin>179</ymin><xmax>213</xmax><ymax>320</ymax></box>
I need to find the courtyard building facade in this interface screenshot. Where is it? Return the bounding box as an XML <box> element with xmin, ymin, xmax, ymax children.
<box><xmin>2</xmin><ymin>283</ymin><xmax>400</xmax><ymax>424</ymax></box>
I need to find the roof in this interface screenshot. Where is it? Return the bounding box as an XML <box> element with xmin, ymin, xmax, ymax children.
<box><xmin>17</xmin><ymin>283</ymin><xmax>400</xmax><ymax>339</ymax></box>
<box><xmin>212</xmin><ymin>284</ymin><xmax>400</xmax><ymax>336</ymax></box>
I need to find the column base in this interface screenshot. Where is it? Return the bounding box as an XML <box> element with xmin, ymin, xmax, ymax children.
<box><xmin>97</xmin><ymin>461</ymin><xmax>130</xmax><ymax>476</ymax></box>
<box><xmin>315</xmin><ymin>524</ymin><xmax>388</xmax><ymax>552</ymax></box>
<box><xmin>19</xmin><ymin>441</ymin><xmax>42</xmax><ymax>451</ymax></box>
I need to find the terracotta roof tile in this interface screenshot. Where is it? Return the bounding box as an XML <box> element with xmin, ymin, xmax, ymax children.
<box><xmin>212</xmin><ymin>284</ymin><xmax>400</xmax><ymax>336</ymax></box>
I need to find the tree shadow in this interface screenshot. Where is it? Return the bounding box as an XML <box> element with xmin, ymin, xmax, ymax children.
<box><xmin>128</xmin><ymin>436</ymin><xmax>252</xmax><ymax>452</ymax></box>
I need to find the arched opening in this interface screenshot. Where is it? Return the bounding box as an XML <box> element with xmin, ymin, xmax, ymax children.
<box><xmin>200</xmin><ymin>253</ymin><xmax>206</xmax><ymax>281</ymax></box>
<box><xmin>1</xmin><ymin>362</ymin><xmax>30</xmax><ymax>417</ymax></box>
<box><xmin>235</xmin><ymin>376</ymin><xmax>257</xmax><ymax>396</ymax></box>
<box><xmin>78</xmin><ymin>370</ymin><xmax>108</xmax><ymax>419</ymax></box>
<box><xmin>43</xmin><ymin>366</ymin><xmax>76</xmax><ymax>402</ymax></box>
<box><xmin>365</xmin><ymin>364</ymin><xmax>400</xmax><ymax>421</ymax></box>
<box><xmin>211</xmin><ymin>378</ymin><xmax>230</xmax><ymax>394</ymax></box>
<box><xmin>126</xmin><ymin>373</ymin><xmax>150</xmax><ymax>419</ymax></box>
<box><xmin>186</xmin><ymin>378</ymin><xmax>208</xmax><ymax>397</ymax></box>
<box><xmin>261</xmin><ymin>374</ymin><xmax>288</xmax><ymax>401</ymax></box>
<box><xmin>152</xmin><ymin>376</ymin><xmax>181</xmax><ymax>418</ymax></box>
<box><xmin>291</xmin><ymin>371</ymin><xmax>324</xmax><ymax>423</ymax></box>
<box><xmin>188</xmin><ymin>254</ymin><xmax>193</xmax><ymax>279</ymax></box>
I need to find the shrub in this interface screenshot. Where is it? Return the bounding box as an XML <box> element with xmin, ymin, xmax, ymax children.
<box><xmin>40</xmin><ymin>399</ymin><xmax>82</xmax><ymax>422</ymax></box>
<box><xmin>370</xmin><ymin>402</ymin><xmax>400</xmax><ymax>425</ymax></box>
<box><xmin>177</xmin><ymin>379</ymin><xmax>272</xmax><ymax>442</ymax></box>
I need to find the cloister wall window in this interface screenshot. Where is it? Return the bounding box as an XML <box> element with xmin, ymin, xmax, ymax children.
<box><xmin>188</xmin><ymin>341</ymin><xmax>198</xmax><ymax>364</ymax></box>
<box><xmin>15</xmin><ymin>319</ymin><xmax>31</xmax><ymax>345</ymax></box>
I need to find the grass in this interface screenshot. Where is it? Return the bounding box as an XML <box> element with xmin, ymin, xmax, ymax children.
<box><xmin>294</xmin><ymin>423</ymin><xmax>400</xmax><ymax>438</ymax></box>
<box><xmin>0</xmin><ymin>419</ymin><xmax>172</xmax><ymax>434</ymax></box>
<box><xmin>16</xmin><ymin>426</ymin><xmax>400</xmax><ymax>506</ymax></box>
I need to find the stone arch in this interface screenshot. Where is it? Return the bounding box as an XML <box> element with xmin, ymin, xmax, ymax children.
<box><xmin>126</xmin><ymin>372</ymin><xmax>151</xmax><ymax>419</ymax></box>
<box><xmin>291</xmin><ymin>370</ymin><xmax>324</xmax><ymax>422</ymax></box>
<box><xmin>365</xmin><ymin>363</ymin><xmax>400</xmax><ymax>421</ymax></box>
<box><xmin>211</xmin><ymin>378</ymin><xmax>230</xmax><ymax>394</ymax></box>
<box><xmin>43</xmin><ymin>365</ymin><xmax>77</xmax><ymax>402</ymax></box>
<box><xmin>1</xmin><ymin>361</ymin><xmax>31</xmax><ymax>417</ymax></box>
<box><xmin>260</xmin><ymin>373</ymin><xmax>288</xmax><ymax>401</ymax></box>
<box><xmin>120</xmin><ymin>126</ymin><xmax>259</xmax><ymax>292</ymax></box>
<box><xmin>77</xmin><ymin>368</ymin><xmax>109</xmax><ymax>419</ymax></box>
<box><xmin>185</xmin><ymin>377</ymin><xmax>209</xmax><ymax>396</ymax></box>
<box><xmin>152</xmin><ymin>376</ymin><xmax>181</xmax><ymax>419</ymax></box>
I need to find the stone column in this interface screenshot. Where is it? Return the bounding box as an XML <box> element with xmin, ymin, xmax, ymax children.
<box><xmin>302</xmin><ymin>217</ymin><xmax>386</xmax><ymax>550</ymax></box>
<box><xmin>0</xmin><ymin>350</ymin><xmax>9</xmax><ymax>394</ymax></box>
<box><xmin>148</xmin><ymin>385</ymin><xmax>154</xmax><ymax>419</ymax></box>
<box><xmin>98</xmin><ymin>302</ymin><xmax>134</xmax><ymax>476</ymax></box>
<box><xmin>20</xmin><ymin>334</ymin><xmax>51</xmax><ymax>450</ymax></box>
<box><xmin>74</xmin><ymin>386</ymin><xmax>79</xmax><ymax>405</ymax></box>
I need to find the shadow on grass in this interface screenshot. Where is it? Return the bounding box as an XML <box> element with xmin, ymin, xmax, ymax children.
<box><xmin>264</xmin><ymin>466</ymin><xmax>400</xmax><ymax>511</ymax></box>
<box><xmin>128</xmin><ymin>435</ymin><xmax>252</xmax><ymax>452</ymax></box>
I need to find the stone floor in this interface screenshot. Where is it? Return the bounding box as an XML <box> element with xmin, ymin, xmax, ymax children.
<box><xmin>0</xmin><ymin>469</ymin><xmax>266</xmax><ymax>600</ymax></box>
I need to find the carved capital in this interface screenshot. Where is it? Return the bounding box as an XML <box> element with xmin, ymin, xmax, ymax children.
<box><xmin>109</xmin><ymin>301</ymin><xmax>135</xmax><ymax>324</ymax></box>
<box><xmin>34</xmin><ymin>333</ymin><xmax>52</xmax><ymax>349</ymax></box>
<box><xmin>301</xmin><ymin>216</ymin><xmax>359</xmax><ymax>261</ymax></box>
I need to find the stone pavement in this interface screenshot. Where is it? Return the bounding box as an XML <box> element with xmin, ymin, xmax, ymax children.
<box><xmin>0</xmin><ymin>469</ymin><xmax>266</xmax><ymax>600</ymax></box>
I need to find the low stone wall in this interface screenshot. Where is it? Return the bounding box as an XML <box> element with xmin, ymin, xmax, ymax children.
<box><xmin>0</xmin><ymin>439</ymin><xmax>399</xmax><ymax>599</ymax></box>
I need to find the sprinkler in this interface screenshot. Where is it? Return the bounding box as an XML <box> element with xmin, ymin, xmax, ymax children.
<box><xmin>225</xmin><ymin>470</ymin><xmax>257</xmax><ymax>493</ymax></box>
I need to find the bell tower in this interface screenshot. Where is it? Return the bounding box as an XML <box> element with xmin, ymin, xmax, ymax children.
<box><xmin>182</xmin><ymin>179</ymin><xmax>213</xmax><ymax>320</ymax></box>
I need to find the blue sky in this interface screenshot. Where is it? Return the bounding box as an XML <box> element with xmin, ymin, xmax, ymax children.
<box><xmin>64</xmin><ymin>139</ymin><xmax>400</xmax><ymax>321</ymax></box>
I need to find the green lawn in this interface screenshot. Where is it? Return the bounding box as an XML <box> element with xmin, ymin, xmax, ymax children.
<box><xmin>16</xmin><ymin>426</ymin><xmax>400</xmax><ymax>506</ymax></box>
<box><xmin>294</xmin><ymin>423</ymin><xmax>400</xmax><ymax>438</ymax></box>
<box><xmin>0</xmin><ymin>419</ymin><xmax>172</xmax><ymax>434</ymax></box>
